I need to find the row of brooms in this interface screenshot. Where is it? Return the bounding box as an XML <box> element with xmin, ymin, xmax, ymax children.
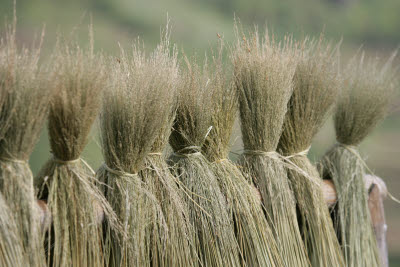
<box><xmin>0</xmin><ymin>16</ymin><xmax>398</xmax><ymax>267</ymax></box>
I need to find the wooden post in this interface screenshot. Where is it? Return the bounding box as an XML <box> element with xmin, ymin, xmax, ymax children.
<box><xmin>322</xmin><ymin>175</ymin><xmax>388</xmax><ymax>267</ymax></box>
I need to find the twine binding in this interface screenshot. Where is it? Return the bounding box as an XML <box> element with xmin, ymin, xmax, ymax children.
<box><xmin>101</xmin><ymin>162</ymin><xmax>138</xmax><ymax>178</ymax></box>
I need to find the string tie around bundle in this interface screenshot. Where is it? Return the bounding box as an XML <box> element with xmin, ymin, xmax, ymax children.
<box><xmin>336</xmin><ymin>143</ymin><xmax>358</xmax><ymax>153</ymax></box>
<box><xmin>172</xmin><ymin>146</ymin><xmax>202</xmax><ymax>158</ymax></box>
<box><xmin>335</xmin><ymin>142</ymin><xmax>400</xmax><ymax>204</ymax></box>
<box><xmin>0</xmin><ymin>156</ymin><xmax>28</xmax><ymax>164</ymax></box>
<box><xmin>147</xmin><ymin>152</ymin><xmax>163</xmax><ymax>156</ymax></box>
<box><xmin>52</xmin><ymin>157</ymin><xmax>81</xmax><ymax>165</ymax></box>
<box><xmin>242</xmin><ymin>150</ymin><xmax>281</xmax><ymax>160</ymax></box>
<box><xmin>284</xmin><ymin>146</ymin><xmax>311</xmax><ymax>159</ymax></box>
<box><xmin>101</xmin><ymin>162</ymin><xmax>138</xmax><ymax>178</ymax></box>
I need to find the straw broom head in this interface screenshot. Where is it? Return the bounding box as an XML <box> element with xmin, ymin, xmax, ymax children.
<box><xmin>233</xmin><ymin>27</ymin><xmax>310</xmax><ymax>266</ymax></box>
<box><xmin>233</xmin><ymin>28</ymin><xmax>295</xmax><ymax>151</ymax></box>
<box><xmin>34</xmin><ymin>35</ymin><xmax>121</xmax><ymax>266</ymax></box>
<box><xmin>277</xmin><ymin>36</ymin><xmax>344</xmax><ymax>266</ymax></box>
<box><xmin>0</xmin><ymin>19</ymin><xmax>49</xmax><ymax>267</ymax></box>
<box><xmin>335</xmin><ymin>52</ymin><xmax>397</xmax><ymax>146</ymax></box>
<box><xmin>168</xmin><ymin>56</ymin><xmax>242</xmax><ymax>266</ymax></box>
<box><xmin>137</xmin><ymin>30</ymin><xmax>198</xmax><ymax>266</ymax></box>
<box><xmin>98</xmin><ymin>37</ymin><xmax>181</xmax><ymax>266</ymax></box>
<box><xmin>202</xmin><ymin>40</ymin><xmax>284</xmax><ymax>266</ymax></box>
<box><xmin>278</xmin><ymin>37</ymin><xmax>341</xmax><ymax>154</ymax></box>
<box><xmin>318</xmin><ymin>52</ymin><xmax>398</xmax><ymax>266</ymax></box>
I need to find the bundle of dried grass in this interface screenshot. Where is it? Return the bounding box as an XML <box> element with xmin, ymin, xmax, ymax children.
<box><xmin>277</xmin><ymin>37</ymin><xmax>344</xmax><ymax>266</ymax></box>
<box><xmin>318</xmin><ymin>52</ymin><xmax>397</xmax><ymax>267</ymax></box>
<box><xmin>0</xmin><ymin>24</ymin><xmax>25</xmax><ymax>266</ymax></box>
<box><xmin>233</xmin><ymin>28</ymin><xmax>310</xmax><ymax>266</ymax></box>
<box><xmin>168</xmin><ymin>56</ymin><xmax>242</xmax><ymax>266</ymax></box>
<box><xmin>34</xmin><ymin>38</ymin><xmax>119</xmax><ymax>266</ymax></box>
<box><xmin>0</xmin><ymin>18</ymin><xmax>48</xmax><ymax>267</ymax></box>
<box><xmin>0</xmin><ymin>192</ymin><xmax>24</xmax><ymax>266</ymax></box>
<box><xmin>136</xmin><ymin>33</ymin><xmax>197</xmax><ymax>266</ymax></box>
<box><xmin>97</xmin><ymin>39</ymin><xmax>182</xmax><ymax>266</ymax></box>
<box><xmin>202</xmin><ymin>42</ymin><xmax>283</xmax><ymax>267</ymax></box>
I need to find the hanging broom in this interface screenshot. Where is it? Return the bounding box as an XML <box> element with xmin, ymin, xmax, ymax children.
<box><xmin>202</xmin><ymin>40</ymin><xmax>283</xmax><ymax>267</ymax></box>
<box><xmin>168</xmin><ymin>56</ymin><xmax>242</xmax><ymax>266</ymax></box>
<box><xmin>232</xmin><ymin>28</ymin><xmax>310</xmax><ymax>266</ymax></box>
<box><xmin>34</xmin><ymin>37</ymin><xmax>120</xmax><ymax>266</ymax></box>
<box><xmin>96</xmin><ymin>39</ymin><xmax>181</xmax><ymax>266</ymax></box>
<box><xmin>318</xmin><ymin>52</ymin><xmax>397</xmax><ymax>267</ymax></box>
<box><xmin>0</xmin><ymin>17</ymin><xmax>48</xmax><ymax>267</ymax></box>
<box><xmin>277</xmin><ymin>37</ymin><xmax>344</xmax><ymax>266</ymax></box>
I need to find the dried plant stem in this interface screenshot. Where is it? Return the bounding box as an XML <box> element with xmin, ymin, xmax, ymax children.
<box><xmin>285</xmin><ymin>154</ymin><xmax>343</xmax><ymax>266</ymax></box>
<box><xmin>320</xmin><ymin>145</ymin><xmax>380</xmax><ymax>267</ymax></box>
<box><xmin>211</xmin><ymin>159</ymin><xmax>283</xmax><ymax>266</ymax></box>
<box><xmin>0</xmin><ymin>160</ymin><xmax>42</xmax><ymax>266</ymax></box>
<box><xmin>0</xmin><ymin>192</ymin><xmax>24</xmax><ymax>266</ymax></box>
<box><xmin>168</xmin><ymin>152</ymin><xmax>241</xmax><ymax>266</ymax></box>
<box><xmin>239</xmin><ymin>154</ymin><xmax>310</xmax><ymax>266</ymax></box>
<box><xmin>36</xmin><ymin>159</ymin><xmax>117</xmax><ymax>267</ymax></box>
<box><xmin>139</xmin><ymin>154</ymin><xmax>197</xmax><ymax>266</ymax></box>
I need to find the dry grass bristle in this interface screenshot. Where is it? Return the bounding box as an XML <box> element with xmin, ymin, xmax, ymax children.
<box><xmin>202</xmin><ymin>41</ymin><xmax>283</xmax><ymax>266</ymax></box>
<box><xmin>34</xmin><ymin>35</ymin><xmax>120</xmax><ymax>267</ymax></box>
<box><xmin>0</xmin><ymin>192</ymin><xmax>24</xmax><ymax>266</ymax></box>
<box><xmin>232</xmin><ymin>26</ymin><xmax>310</xmax><ymax>266</ymax></box>
<box><xmin>278</xmin><ymin>37</ymin><xmax>341</xmax><ymax>154</ymax></box>
<box><xmin>137</xmin><ymin>28</ymin><xmax>198</xmax><ymax>266</ymax></box>
<box><xmin>335</xmin><ymin>52</ymin><xmax>398</xmax><ymax>146</ymax></box>
<box><xmin>0</xmin><ymin>19</ymin><xmax>49</xmax><ymax>267</ymax></box>
<box><xmin>168</xmin><ymin>55</ymin><xmax>242</xmax><ymax>266</ymax></box>
<box><xmin>277</xmin><ymin>36</ymin><xmax>344</xmax><ymax>266</ymax></box>
<box><xmin>97</xmin><ymin>34</ymin><xmax>183</xmax><ymax>266</ymax></box>
<box><xmin>318</xmin><ymin>52</ymin><xmax>398</xmax><ymax>267</ymax></box>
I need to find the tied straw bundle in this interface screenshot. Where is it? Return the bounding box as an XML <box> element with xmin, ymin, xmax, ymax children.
<box><xmin>233</xmin><ymin>28</ymin><xmax>310</xmax><ymax>266</ymax></box>
<box><xmin>277</xmin><ymin>37</ymin><xmax>344</xmax><ymax>266</ymax></box>
<box><xmin>168</xmin><ymin>56</ymin><xmax>242</xmax><ymax>266</ymax></box>
<box><xmin>0</xmin><ymin>17</ymin><xmax>49</xmax><ymax>267</ymax></box>
<box><xmin>35</xmin><ymin>37</ymin><xmax>119</xmax><ymax>266</ymax></box>
<box><xmin>97</xmin><ymin>38</ymin><xmax>182</xmax><ymax>266</ymax></box>
<box><xmin>0</xmin><ymin>19</ymin><xmax>25</xmax><ymax>266</ymax></box>
<box><xmin>318</xmin><ymin>52</ymin><xmax>398</xmax><ymax>267</ymax></box>
<box><xmin>137</xmin><ymin>31</ymin><xmax>197</xmax><ymax>266</ymax></box>
<box><xmin>202</xmin><ymin>40</ymin><xmax>283</xmax><ymax>267</ymax></box>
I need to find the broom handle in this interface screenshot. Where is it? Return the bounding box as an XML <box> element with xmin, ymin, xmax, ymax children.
<box><xmin>322</xmin><ymin>175</ymin><xmax>388</xmax><ymax>267</ymax></box>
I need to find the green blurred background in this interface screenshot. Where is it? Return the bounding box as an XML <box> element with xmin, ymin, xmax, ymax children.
<box><xmin>1</xmin><ymin>0</ymin><xmax>399</xmax><ymax>264</ymax></box>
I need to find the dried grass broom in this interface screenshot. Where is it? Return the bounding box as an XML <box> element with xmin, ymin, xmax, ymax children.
<box><xmin>0</xmin><ymin>28</ymin><xmax>25</xmax><ymax>266</ymax></box>
<box><xmin>168</xmin><ymin>56</ymin><xmax>242</xmax><ymax>266</ymax></box>
<box><xmin>34</xmin><ymin>38</ymin><xmax>119</xmax><ymax>266</ymax></box>
<box><xmin>232</xmin><ymin>28</ymin><xmax>310</xmax><ymax>266</ymax></box>
<box><xmin>277</xmin><ymin>37</ymin><xmax>344</xmax><ymax>266</ymax></box>
<box><xmin>96</xmin><ymin>40</ymin><xmax>182</xmax><ymax>266</ymax></box>
<box><xmin>202</xmin><ymin>41</ymin><xmax>283</xmax><ymax>267</ymax></box>
<box><xmin>0</xmin><ymin>19</ymin><xmax>49</xmax><ymax>267</ymax></box>
<box><xmin>318</xmin><ymin>52</ymin><xmax>398</xmax><ymax>267</ymax></box>
<box><xmin>136</xmin><ymin>32</ymin><xmax>198</xmax><ymax>266</ymax></box>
